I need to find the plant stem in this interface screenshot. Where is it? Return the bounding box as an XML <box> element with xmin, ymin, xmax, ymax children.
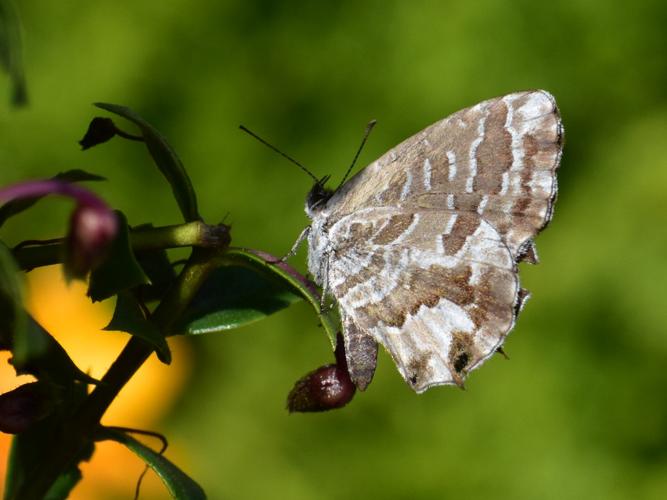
<box><xmin>12</xmin><ymin>220</ymin><xmax>228</xmax><ymax>270</ymax></box>
<box><xmin>15</xmin><ymin>247</ymin><xmax>224</xmax><ymax>499</ymax></box>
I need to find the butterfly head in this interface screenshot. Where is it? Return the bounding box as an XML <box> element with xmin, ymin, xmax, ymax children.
<box><xmin>305</xmin><ymin>175</ymin><xmax>334</xmax><ymax>217</ymax></box>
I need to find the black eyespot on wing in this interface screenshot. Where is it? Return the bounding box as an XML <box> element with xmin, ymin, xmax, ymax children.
<box><xmin>454</xmin><ymin>352</ymin><xmax>469</xmax><ymax>373</ymax></box>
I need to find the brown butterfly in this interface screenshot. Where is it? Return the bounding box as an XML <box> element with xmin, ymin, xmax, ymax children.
<box><xmin>300</xmin><ymin>90</ymin><xmax>563</xmax><ymax>392</ymax></box>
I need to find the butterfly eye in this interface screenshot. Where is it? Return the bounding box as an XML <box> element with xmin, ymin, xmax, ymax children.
<box><xmin>305</xmin><ymin>181</ymin><xmax>333</xmax><ymax>214</ymax></box>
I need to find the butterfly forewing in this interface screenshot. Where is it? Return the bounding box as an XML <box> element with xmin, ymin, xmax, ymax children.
<box><xmin>325</xmin><ymin>90</ymin><xmax>562</xmax><ymax>259</ymax></box>
<box><xmin>306</xmin><ymin>90</ymin><xmax>563</xmax><ymax>391</ymax></box>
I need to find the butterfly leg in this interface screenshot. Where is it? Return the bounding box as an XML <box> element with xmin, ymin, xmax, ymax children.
<box><xmin>283</xmin><ymin>225</ymin><xmax>311</xmax><ymax>261</ymax></box>
<box><xmin>319</xmin><ymin>255</ymin><xmax>330</xmax><ymax>310</ymax></box>
<box><xmin>265</xmin><ymin>226</ymin><xmax>311</xmax><ymax>263</ymax></box>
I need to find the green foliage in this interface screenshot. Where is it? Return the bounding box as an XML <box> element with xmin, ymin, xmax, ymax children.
<box><xmin>177</xmin><ymin>248</ymin><xmax>337</xmax><ymax>343</ymax></box>
<box><xmin>11</xmin><ymin>316</ymin><xmax>97</xmax><ymax>385</ymax></box>
<box><xmin>87</xmin><ymin>211</ymin><xmax>149</xmax><ymax>301</ymax></box>
<box><xmin>177</xmin><ymin>264</ymin><xmax>301</xmax><ymax>335</ymax></box>
<box><xmin>105</xmin><ymin>291</ymin><xmax>171</xmax><ymax>363</ymax></box>
<box><xmin>97</xmin><ymin>428</ymin><xmax>206</xmax><ymax>500</ymax></box>
<box><xmin>4</xmin><ymin>382</ymin><xmax>91</xmax><ymax>500</ymax></box>
<box><xmin>0</xmin><ymin>241</ymin><xmax>25</xmax><ymax>351</ymax></box>
<box><xmin>0</xmin><ymin>91</ymin><xmax>316</xmax><ymax>497</ymax></box>
<box><xmin>0</xmin><ymin>0</ymin><xmax>26</xmax><ymax>106</ymax></box>
<box><xmin>42</xmin><ymin>468</ymin><xmax>82</xmax><ymax>500</ymax></box>
<box><xmin>93</xmin><ymin>103</ymin><xmax>201</xmax><ymax>223</ymax></box>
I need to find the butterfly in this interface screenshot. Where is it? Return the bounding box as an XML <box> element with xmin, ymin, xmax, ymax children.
<box><xmin>295</xmin><ymin>90</ymin><xmax>563</xmax><ymax>393</ymax></box>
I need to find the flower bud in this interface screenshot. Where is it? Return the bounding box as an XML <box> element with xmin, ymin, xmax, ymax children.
<box><xmin>79</xmin><ymin>117</ymin><xmax>119</xmax><ymax>150</ymax></box>
<box><xmin>0</xmin><ymin>382</ymin><xmax>53</xmax><ymax>434</ymax></box>
<box><xmin>0</xmin><ymin>180</ymin><xmax>118</xmax><ymax>279</ymax></box>
<box><xmin>287</xmin><ymin>363</ymin><xmax>356</xmax><ymax>413</ymax></box>
<box><xmin>65</xmin><ymin>204</ymin><xmax>118</xmax><ymax>279</ymax></box>
<box><xmin>66</xmin><ymin>205</ymin><xmax>118</xmax><ymax>278</ymax></box>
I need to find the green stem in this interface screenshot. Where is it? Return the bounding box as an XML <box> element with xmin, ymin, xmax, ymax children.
<box><xmin>15</xmin><ymin>247</ymin><xmax>224</xmax><ymax>499</ymax></box>
<box><xmin>12</xmin><ymin>220</ymin><xmax>227</xmax><ymax>270</ymax></box>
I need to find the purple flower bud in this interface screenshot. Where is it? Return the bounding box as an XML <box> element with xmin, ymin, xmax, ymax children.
<box><xmin>0</xmin><ymin>382</ymin><xmax>53</xmax><ymax>434</ymax></box>
<box><xmin>0</xmin><ymin>179</ymin><xmax>118</xmax><ymax>279</ymax></box>
<box><xmin>287</xmin><ymin>364</ymin><xmax>356</xmax><ymax>413</ymax></box>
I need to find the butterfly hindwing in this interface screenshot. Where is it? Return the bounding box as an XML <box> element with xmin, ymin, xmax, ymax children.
<box><xmin>326</xmin><ymin>208</ymin><xmax>519</xmax><ymax>392</ymax></box>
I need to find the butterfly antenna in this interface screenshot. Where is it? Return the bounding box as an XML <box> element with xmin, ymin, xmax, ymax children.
<box><xmin>239</xmin><ymin>125</ymin><xmax>319</xmax><ymax>183</ymax></box>
<box><xmin>337</xmin><ymin>119</ymin><xmax>377</xmax><ymax>190</ymax></box>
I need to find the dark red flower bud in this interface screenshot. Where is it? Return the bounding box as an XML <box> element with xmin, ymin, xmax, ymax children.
<box><xmin>287</xmin><ymin>363</ymin><xmax>356</xmax><ymax>413</ymax></box>
<box><xmin>0</xmin><ymin>382</ymin><xmax>53</xmax><ymax>434</ymax></box>
<box><xmin>65</xmin><ymin>203</ymin><xmax>118</xmax><ymax>279</ymax></box>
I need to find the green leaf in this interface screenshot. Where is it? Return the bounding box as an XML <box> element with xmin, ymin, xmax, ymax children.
<box><xmin>94</xmin><ymin>102</ymin><xmax>200</xmax><ymax>223</ymax></box>
<box><xmin>12</xmin><ymin>315</ymin><xmax>98</xmax><ymax>385</ymax></box>
<box><xmin>0</xmin><ymin>240</ymin><xmax>25</xmax><ymax>351</ymax></box>
<box><xmin>52</xmin><ymin>169</ymin><xmax>106</xmax><ymax>183</ymax></box>
<box><xmin>98</xmin><ymin>428</ymin><xmax>206</xmax><ymax>500</ymax></box>
<box><xmin>133</xmin><ymin>224</ymin><xmax>177</xmax><ymax>302</ymax></box>
<box><xmin>0</xmin><ymin>243</ymin><xmax>90</xmax><ymax>384</ymax></box>
<box><xmin>87</xmin><ymin>211</ymin><xmax>149</xmax><ymax>302</ymax></box>
<box><xmin>0</xmin><ymin>242</ymin><xmax>89</xmax><ymax>385</ymax></box>
<box><xmin>0</xmin><ymin>0</ymin><xmax>27</xmax><ymax>106</ymax></box>
<box><xmin>104</xmin><ymin>291</ymin><xmax>171</xmax><ymax>364</ymax></box>
<box><xmin>44</xmin><ymin>467</ymin><xmax>82</xmax><ymax>500</ymax></box>
<box><xmin>0</xmin><ymin>169</ymin><xmax>105</xmax><ymax>228</ymax></box>
<box><xmin>176</xmin><ymin>265</ymin><xmax>302</xmax><ymax>335</ymax></box>
<box><xmin>223</xmin><ymin>248</ymin><xmax>338</xmax><ymax>346</ymax></box>
<box><xmin>4</xmin><ymin>382</ymin><xmax>91</xmax><ymax>500</ymax></box>
<box><xmin>175</xmin><ymin>248</ymin><xmax>338</xmax><ymax>346</ymax></box>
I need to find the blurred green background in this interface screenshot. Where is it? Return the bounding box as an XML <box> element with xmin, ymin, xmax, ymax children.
<box><xmin>2</xmin><ymin>1</ymin><xmax>667</xmax><ymax>499</ymax></box>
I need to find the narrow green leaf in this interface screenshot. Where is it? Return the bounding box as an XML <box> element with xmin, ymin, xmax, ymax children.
<box><xmin>104</xmin><ymin>291</ymin><xmax>171</xmax><ymax>364</ymax></box>
<box><xmin>44</xmin><ymin>467</ymin><xmax>82</xmax><ymax>500</ymax></box>
<box><xmin>176</xmin><ymin>265</ymin><xmax>302</xmax><ymax>335</ymax></box>
<box><xmin>0</xmin><ymin>240</ymin><xmax>25</xmax><ymax>351</ymax></box>
<box><xmin>0</xmin><ymin>0</ymin><xmax>27</xmax><ymax>106</ymax></box>
<box><xmin>0</xmin><ymin>169</ymin><xmax>105</xmax><ymax>227</ymax></box>
<box><xmin>94</xmin><ymin>103</ymin><xmax>200</xmax><ymax>222</ymax></box>
<box><xmin>87</xmin><ymin>211</ymin><xmax>149</xmax><ymax>302</ymax></box>
<box><xmin>98</xmin><ymin>428</ymin><xmax>206</xmax><ymax>500</ymax></box>
<box><xmin>53</xmin><ymin>169</ymin><xmax>106</xmax><ymax>183</ymax></box>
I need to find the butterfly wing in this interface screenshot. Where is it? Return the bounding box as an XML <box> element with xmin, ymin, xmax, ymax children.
<box><xmin>326</xmin><ymin>207</ymin><xmax>521</xmax><ymax>392</ymax></box>
<box><xmin>325</xmin><ymin>90</ymin><xmax>563</xmax><ymax>261</ymax></box>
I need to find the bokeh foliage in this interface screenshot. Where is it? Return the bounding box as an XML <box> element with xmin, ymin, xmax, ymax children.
<box><xmin>1</xmin><ymin>1</ymin><xmax>666</xmax><ymax>499</ymax></box>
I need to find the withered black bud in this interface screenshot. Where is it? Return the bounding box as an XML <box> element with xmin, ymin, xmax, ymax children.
<box><xmin>79</xmin><ymin>117</ymin><xmax>118</xmax><ymax>150</ymax></box>
<box><xmin>0</xmin><ymin>382</ymin><xmax>53</xmax><ymax>434</ymax></box>
<box><xmin>200</xmin><ymin>223</ymin><xmax>232</xmax><ymax>248</ymax></box>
